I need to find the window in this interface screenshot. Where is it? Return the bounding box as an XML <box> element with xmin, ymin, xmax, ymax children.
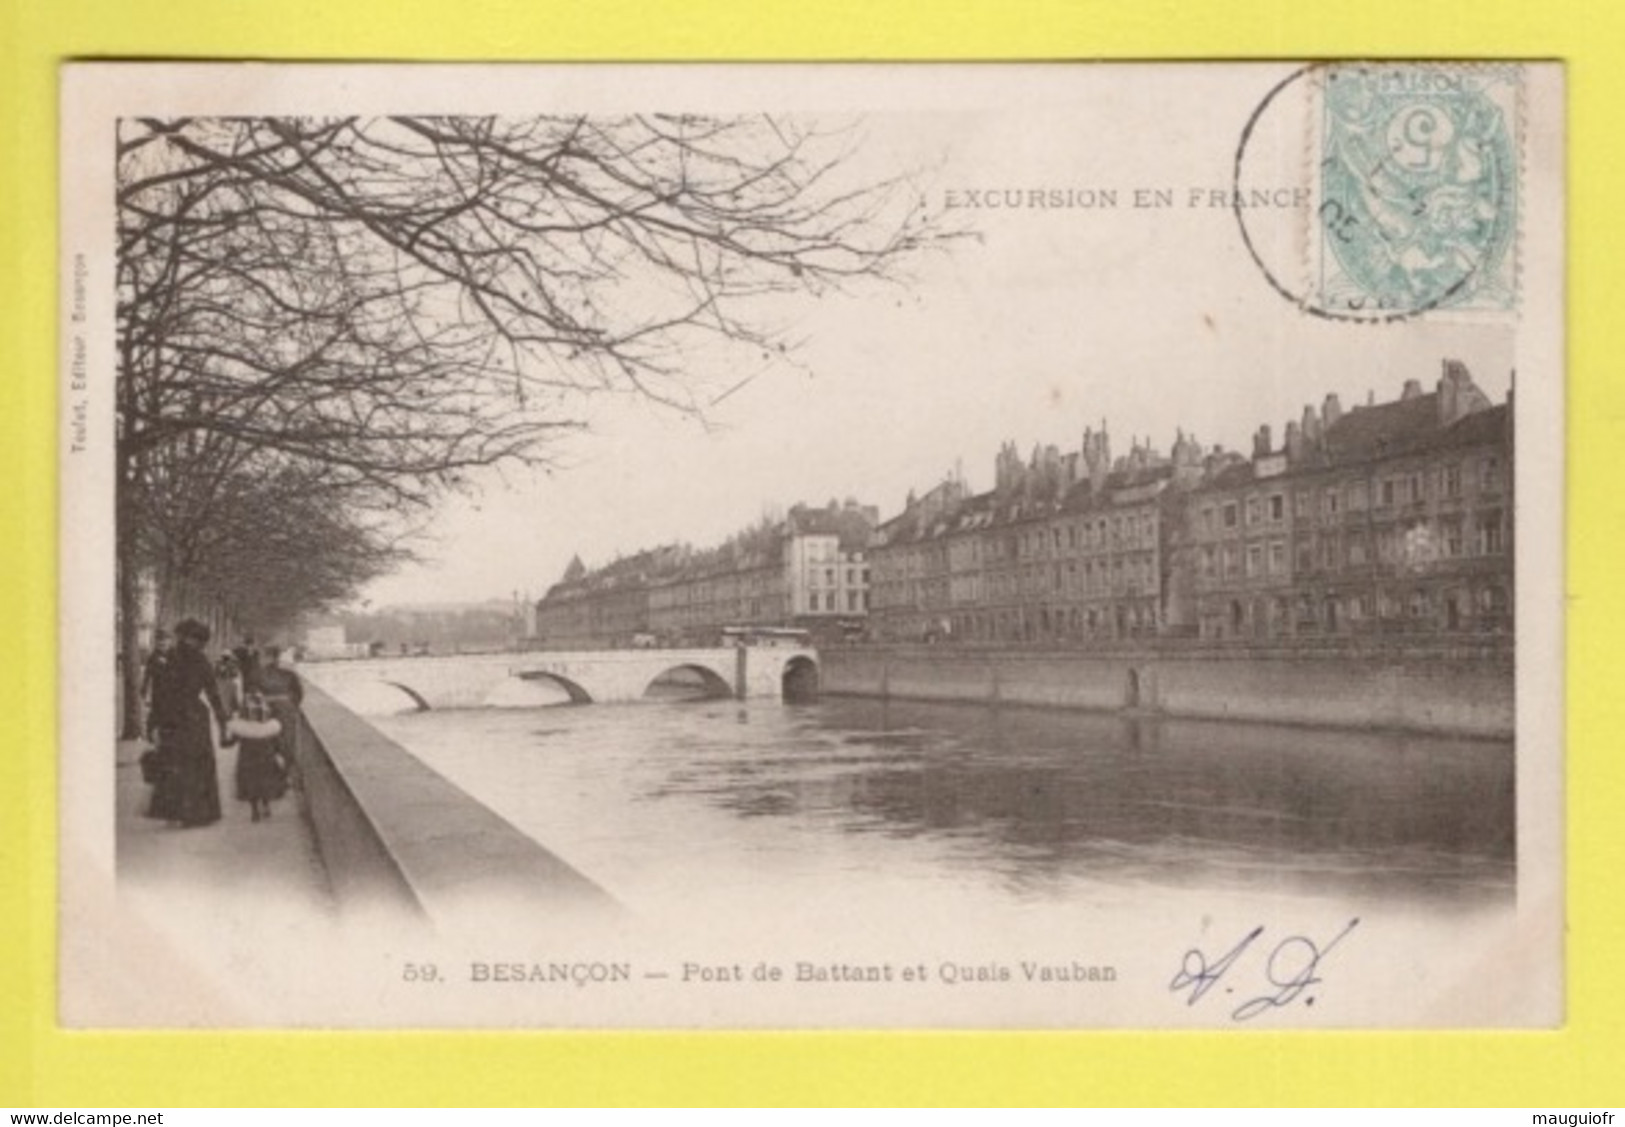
<box><xmin>1246</xmin><ymin>497</ymin><xmax>1261</xmax><ymax>526</ymax></box>
<box><xmin>1380</xmin><ymin>479</ymin><xmax>1396</xmax><ymax>507</ymax></box>
<box><xmin>1268</xmin><ymin>540</ymin><xmax>1286</xmax><ymax>575</ymax></box>
<box><xmin>1320</xmin><ymin>535</ymin><xmax>1340</xmax><ymax>570</ymax></box>
<box><xmin>1443</xmin><ymin>519</ymin><xmax>1463</xmax><ymax>558</ymax></box>
<box><xmin>1223</xmin><ymin>545</ymin><xmax>1238</xmax><ymax>576</ymax></box>
<box><xmin>1322</xmin><ymin>489</ymin><xmax>1341</xmax><ymax>516</ymax></box>
<box><xmin>1246</xmin><ymin>544</ymin><xmax>1262</xmax><ymax>577</ymax></box>
<box><xmin>1348</xmin><ymin>535</ymin><xmax>1367</xmax><ymax>565</ymax></box>
<box><xmin>1201</xmin><ymin>507</ymin><xmax>1216</xmax><ymax>536</ymax></box>
<box><xmin>1443</xmin><ymin>463</ymin><xmax>1462</xmax><ymax>498</ymax></box>
<box><xmin>1478</xmin><ymin>514</ymin><xmax>1504</xmax><ymax>555</ymax></box>
<box><xmin>1349</xmin><ymin>481</ymin><xmax>1368</xmax><ymax>511</ymax></box>
<box><xmin>1200</xmin><ymin>547</ymin><xmax>1215</xmax><ymax>579</ymax></box>
<box><xmin>1480</xmin><ymin>456</ymin><xmax>1502</xmax><ymax>492</ymax></box>
<box><xmin>1296</xmin><ymin>539</ymin><xmax>1313</xmax><ymax>571</ymax></box>
<box><xmin>1407</xmin><ymin>472</ymin><xmax>1424</xmax><ymax>504</ymax></box>
<box><xmin>1269</xmin><ymin>494</ymin><xmax>1285</xmax><ymax>522</ymax></box>
<box><xmin>1223</xmin><ymin>503</ymin><xmax>1238</xmax><ymax>529</ymax></box>
<box><xmin>1295</xmin><ymin>491</ymin><xmax>1312</xmax><ymax>518</ymax></box>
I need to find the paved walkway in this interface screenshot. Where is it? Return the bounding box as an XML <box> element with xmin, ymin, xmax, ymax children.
<box><xmin>106</xmin><ymin>739</ymin><xmax>348</xmax><ymax>1025</ymax></box>
<box><xmin>115</xmin><ymin>736</ymin><xmax>333</xmax><ymax>911</ymax></box>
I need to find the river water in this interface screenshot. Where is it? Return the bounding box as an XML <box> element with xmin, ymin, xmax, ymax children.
<box><xmin>355</xmin><ymin>682</ymin><xmax>1515</xmax><ymax>929</ymax></box>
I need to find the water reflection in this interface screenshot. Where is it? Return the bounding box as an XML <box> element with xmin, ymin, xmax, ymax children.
<box><xmin>370</xmin><ymin>694</ymin><xmax>1515</xmax><ymax>914</ymax></box>
<box><xmin>826</xmin><ymin>701</ymin><xmax>1510</xmax><ymax>902</ymax></box>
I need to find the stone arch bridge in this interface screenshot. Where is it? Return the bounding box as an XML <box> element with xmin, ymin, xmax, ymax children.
<box><xmin>300</xmin><ymin>647</ymin><xmax>819</xmax><ymax>711</ymax></box>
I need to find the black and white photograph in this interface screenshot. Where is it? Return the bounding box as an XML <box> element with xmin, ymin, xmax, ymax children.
<box><xmin>59</xmin><ymin>62</ymin><xmax>1563</xmax><ymax>1028</ymax></box>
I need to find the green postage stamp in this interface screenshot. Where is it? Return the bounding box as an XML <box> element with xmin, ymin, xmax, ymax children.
<box><xmin>1314</xmin><ymin>63</ymin><xmax>1521</xmax><ymax>317</ymax></box>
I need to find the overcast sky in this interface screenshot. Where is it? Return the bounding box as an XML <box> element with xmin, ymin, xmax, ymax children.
<box><xmin>357</xmin><ymin>66</ymin><xmax>1515</xmax><ymax>608</ymax></box>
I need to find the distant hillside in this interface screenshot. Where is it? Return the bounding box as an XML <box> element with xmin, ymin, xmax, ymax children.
<box><xmin>304</xmin><ymin>600</ymin><xmax>527</xmax><ymax>651</ymax></box>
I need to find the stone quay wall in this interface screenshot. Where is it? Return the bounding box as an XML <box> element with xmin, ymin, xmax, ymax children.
<box><xmin>819</xmin><ymin>641</ymin><xmax>1514</xmax><ymax>739</ymax></box>
<box><xmin>292</xmin><ymin>682</ymin><xmax>618</xmax><ymax>924</ymax></box>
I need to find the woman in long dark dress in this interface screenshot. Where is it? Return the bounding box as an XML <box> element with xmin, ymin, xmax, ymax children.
<box><xmin>143</xmin><ymin>629</ymin><xmax>182</xmax><ymax>822</ymax></box>
<box><xmin>148</xmin><ymin>618</ymin><xmax>228</xmax><ymax>828</ymax></box>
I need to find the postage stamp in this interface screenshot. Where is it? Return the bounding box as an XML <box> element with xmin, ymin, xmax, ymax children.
<box><xmin>1314</xmin><ymin>63</ymin><xmax>1522</xmax><ymax>317</ymax></box>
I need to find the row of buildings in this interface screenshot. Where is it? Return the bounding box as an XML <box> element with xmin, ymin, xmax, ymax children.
<box><xmin>533</xmin><ymin>361</ymin><xmax>1513</xmax><ymax>649</ymax></box>
<box><xmin>533</xmin><ymin>502</ymin><xmax>878</xmax><ymax>648</ymax></box>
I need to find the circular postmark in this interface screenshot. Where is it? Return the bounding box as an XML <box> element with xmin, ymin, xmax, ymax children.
<box><xmin>1233</xmin><ymin>63</ymin><xmax>1520</xmax><ymax>323</ymax></box>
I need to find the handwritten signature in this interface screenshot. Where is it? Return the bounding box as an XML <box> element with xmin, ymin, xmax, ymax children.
<box><xmin>1169</xmin><ymin>918</ymin><xmax>1360</xmax><ymax>1021</ymax></box>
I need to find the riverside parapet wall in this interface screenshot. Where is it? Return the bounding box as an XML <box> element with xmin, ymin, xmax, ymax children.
<box><xmin>819</xmin><ymin>641</ymin><xmax>1513</xmax><ymax>739</ymax></box>
<box><xmin>292</xmin><ymin>681</ymin><xmax>620</xmax><ymax>924</ymax></box>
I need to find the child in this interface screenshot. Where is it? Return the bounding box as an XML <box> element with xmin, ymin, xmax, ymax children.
<box><xmin>225</xmin><ymin>691</ymin><xmax>286</xmax><ymax>822</ymax></box>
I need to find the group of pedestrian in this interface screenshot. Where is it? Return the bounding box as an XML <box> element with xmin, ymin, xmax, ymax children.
<box><xmin>139</xmin><ymin>621</ymin><xmax>304</xmax><ymax>827</ymax></box>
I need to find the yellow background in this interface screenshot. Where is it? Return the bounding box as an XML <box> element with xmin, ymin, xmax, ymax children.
<box><xmin>2</xmin><ymin>0</ymin><xmax>1618</xmax><ymax>1107</ymax></box>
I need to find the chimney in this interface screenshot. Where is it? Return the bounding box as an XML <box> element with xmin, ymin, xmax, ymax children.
<box><xmin>1437</xmin><ymin>359</ymin><xmax>1489</xmax><ymax>424</ymax></box>
<box><xmin>1285</xmin><ymin>420</ymin><xmax>1304</xmax><ymax>461</ymax></box>
<box><xmin>1172</xmin><ymin>430</ymin><xmax>1203</xmax><ymax>487</ymax></box>
<box><xmin>1323</xmin><ymin>393</ymin><xmax>1343</xmax><ymax>428</ymax></box>
<box><xmin>1402</xmin><ymin>378</ymin><xmax>1423</xmax><ymax>400</ymax></box>
<box><xmin>1438</xmin><ymin>368</ymin><xmax>1458</xmax><ymax>424</ymax></box>
<box><xmin>1253</xmin><ymin>424</ymin><xmax>1273</xmax><ymax>459</ymax></box>
<box><xmin>1089</xmin><ymin>427</ymin><xmax>1112</xmax><ymax>494</ymax></box>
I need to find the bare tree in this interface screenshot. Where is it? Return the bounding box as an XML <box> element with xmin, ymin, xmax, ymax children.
<box><xmin>115</xmin><ymin>113</ymin><xmax>943</xmax><ymax>734</ymax></box>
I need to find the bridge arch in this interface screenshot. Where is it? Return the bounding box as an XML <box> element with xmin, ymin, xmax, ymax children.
<box><xmin>781</xmin><ymin>654</ymin><xmax>820</xmax><ymax>703</ymax></box>
<box><xmin>515</xmin><ymin>670</ymin><xmax>594</xmax><ymax>704</ymax></box>
<box><xmin>381</xmin><ymin>681</ymin><xmax>433</xmax><ymax>712</ymax></box>
<box><xmin>642</xmin><ymin>662</ymin><xmax>734</xmax><ymax>701</ymax></box>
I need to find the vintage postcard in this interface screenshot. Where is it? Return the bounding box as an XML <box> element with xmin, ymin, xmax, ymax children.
<box><xmin>58</xmin><ymin>62</ymin><xmax>1564</xmax><ymax>1028</ymax></box>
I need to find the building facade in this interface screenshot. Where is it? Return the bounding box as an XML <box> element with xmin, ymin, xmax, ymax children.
<box><xmin>869</xmin><ymin>428</ymin><xmax>1207</xmax><ymax>644</ymax></box>
<box><xmin>871</xmin><ymin>360</ymin><xmax>1512</xmax><ymax>647</ymax></box>
<box><xmin>1187</xmin><ymin>363</ymin><xmax>1512</xmax><ymax>641</ymax></box>
<box><xmin>535</xmin><ymin>361</ymin><xmax>1513</xmax><ymax>652</ymax></box>
<box><xmin>533</xmin><ymin>501</ymin><xmax>877</xmax><ymax>649</ymax></box>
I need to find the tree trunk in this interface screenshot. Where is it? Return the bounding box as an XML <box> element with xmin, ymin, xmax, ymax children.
<box><xmin>116</xmin><ymin>546</ymin><xmax>144</xmax><ymax>740</ymax></box>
